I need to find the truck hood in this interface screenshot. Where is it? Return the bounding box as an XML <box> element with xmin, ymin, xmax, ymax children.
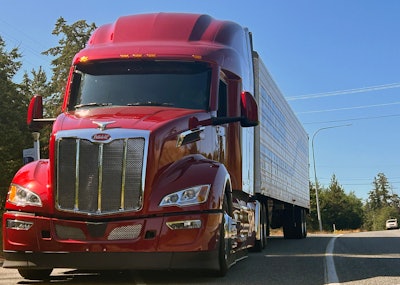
<box><xmin>56</xmin><ymin>106</ymin><xmax>204</xmax><ymax>131</ymax></box>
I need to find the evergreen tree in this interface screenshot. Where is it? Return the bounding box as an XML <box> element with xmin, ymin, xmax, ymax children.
<box><xmin>20</xmin><ymin>67</ymin><xmax>49</xmax><ymax>98</ymax></box>
<box><xmin>20</xmin><ymin>67</ymin><xmax>52</xmax><ymax>157</ymax></box>
<box><xmin>363</xmin><ymin>173</ymin><xmax>399</xmax><ymax>230</ymax></box>
<box><xmin>42</xmin><ymin>17</ymin><xmax>96</xmax><ymax>116</ymax></box>
<box><xmin>0</xmin><ymin>18</ymin><xmax>96</xmax><ymax>210</ymax></box>
<box><xmin>367</xmin><ymin>173</ymin><xmax>392</xmax><ymax>210</ymax></box>
<box><xmin>319</xmin><ymin>175</ymin><xmax>363</xmax><ymax>231</ymax></box>
<box><xmin>0</xmin><ymin>37</ymin><xmax>32</xmax><ymax>208</ymax></box>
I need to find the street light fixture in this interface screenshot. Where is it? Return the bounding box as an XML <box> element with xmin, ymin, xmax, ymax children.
<box><xmin>311</xmin><ymin>124</ymin><xmax>352</xmax><ymax>231</ymax></box>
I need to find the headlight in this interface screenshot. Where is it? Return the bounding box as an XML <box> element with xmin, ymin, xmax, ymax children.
<box><xmin>8</xmin><ymin>184</ymin><xmax>42</xmax><ymax>207</ymax></box>
<box><xmin>159</xmin><ymin>185</ymin><xmax>210</xmax><ymax>207</ymax></box>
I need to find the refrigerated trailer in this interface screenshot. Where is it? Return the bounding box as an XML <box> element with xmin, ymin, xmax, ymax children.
<box><xmin>2</xmin><ymin>13</ymin><xmax>309</xmax><ymax>280</ymax></box>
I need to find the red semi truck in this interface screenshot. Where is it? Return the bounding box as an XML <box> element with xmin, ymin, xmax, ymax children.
<box><xmin>2</xmin><ymin>13</ymin><xmax>309</xmax><ymax>279</ymax></box>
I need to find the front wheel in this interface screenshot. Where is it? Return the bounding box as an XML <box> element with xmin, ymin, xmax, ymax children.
<box><xmin>215</xmin><ymin>194</ymin><xmax>232</xmax><ymax>277</ymax></box>
<box><xmin>216</xmin><ymin>213</ymin><xmax>229</xmax><ymax>277</ymax></box>
<box><xmin>18</xmin><ymin>268</ymin><xmax>53</xmax><ymax>280</ymax></box>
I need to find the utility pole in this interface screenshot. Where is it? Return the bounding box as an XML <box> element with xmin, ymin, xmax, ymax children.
<box><xmin>311</xmin><ymin>124</ymin><xmax>352</xmax><ymax>231</ymax></box>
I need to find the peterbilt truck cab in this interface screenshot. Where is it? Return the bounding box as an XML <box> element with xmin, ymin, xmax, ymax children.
<box><xmin>3</xmin><ymin>13</ymin><xmax>261</xmax><ymax>279</ymax></box>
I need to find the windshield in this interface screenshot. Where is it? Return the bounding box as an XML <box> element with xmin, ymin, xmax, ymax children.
<box><xmin>68</xmin><ymin>60</ymin><xmax>211</xmax><ymax>111</ymax></box>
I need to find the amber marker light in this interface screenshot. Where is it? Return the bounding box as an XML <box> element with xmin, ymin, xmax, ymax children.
<box><xmin>79</xmin><ymin>56</ymin><xmax>89</xmax><ymax>63</ymax></box>
<box><xmin>192</xmin><ymin>55</ymin><xmax>202</xmax><ymax>60</ymax></box>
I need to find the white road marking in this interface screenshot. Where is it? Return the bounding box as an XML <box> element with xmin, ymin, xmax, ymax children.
<box><xmin>325</xmin><ymin>234</ymin><xmax>342</xmax><ymax>285</ymax></box>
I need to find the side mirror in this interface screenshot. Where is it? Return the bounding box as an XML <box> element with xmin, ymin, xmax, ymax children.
<box><xmin>27</xmin><ymin>95</ymin><xmax>44</xmax><ymax>131</ymax></box>
<box><xmin>240</xmin><ymin>91</ymin><xmax>259</xmax><ymax>127</ymax></box>
<box><xmin>27</xmin><ymin>95</ymin><xmax>57</xmax><ymax>131</ymax></box>
<box><xmin>26</xmin><ymin>95</ymin><xmax>56</xmax><ymax>132</ymax></box>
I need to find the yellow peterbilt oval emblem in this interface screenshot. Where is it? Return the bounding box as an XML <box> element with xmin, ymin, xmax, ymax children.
<box><xmin>92</xmin><ymin>133</ymin><xmax>111</xmax><ymax>141</ymax></box>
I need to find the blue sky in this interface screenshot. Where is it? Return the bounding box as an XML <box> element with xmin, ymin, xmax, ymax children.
<box><xmin>1</xmin><ymin>0</ymin><xmax>399</xmax><ymax>201</ymax></box>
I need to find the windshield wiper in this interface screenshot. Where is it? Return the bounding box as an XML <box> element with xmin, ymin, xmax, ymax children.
<box><xmin>127</xmin><ymin>102</ymin><xmax>174</xmax><ymax>107</ymax></box>
<box><xmin>74</xmin><ymin>102</ymin><xmax>113</xmax><ymax>109</ymax></box>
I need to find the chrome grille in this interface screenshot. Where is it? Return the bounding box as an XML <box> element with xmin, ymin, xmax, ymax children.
<box><xmin>55</xmin><ymin>130</ymin><xmax>147</xmax><ymax>215</ymax></box>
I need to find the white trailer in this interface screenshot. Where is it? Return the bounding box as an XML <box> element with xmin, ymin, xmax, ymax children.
<box><xmin>253</xmin><ymin>52</ymin><xmax>309</xmax><ymax>239</ymax></box>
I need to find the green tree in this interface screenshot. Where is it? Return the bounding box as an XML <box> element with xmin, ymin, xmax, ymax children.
<box><xmin>0</xmin><ymin>37</ymin><xmax>32</xmax><ymax>208</ymax></box>
<box><xmin>0</xmin><ymin>19</ymin><xmax>96</xmax><ymax>209</ymax></box>
<box><xmin>43</xmin><ymin>17</ymin><xmax>96</xmax><ymax>116</ymax></box>
<box><xmin>319</xmin><ymin>175</ymin><xmax>363</xmax><ymax>231</ymax></box>
<box><xmin>344</xmin><ymin>192</ymin><xmax>364</xmax><ymax>229</ymax></box>
<box><xmin>20</xmin><ymin>67</ymin><xmax>50</xmax><ymax>98</ymax></box>
<box><xmin>363</xmin><ymin>206</ymin><xmax>398</xmax><ymax>231</ymax></box>
<box><xmin>20</xmin><ymin>67</ymin><xmax>52</xmax><ymax>157</ymax></box>
<box><xmin>367</xmin><ymin>173</ymin><xmax>392</xmax><ymax>210</ymax></box>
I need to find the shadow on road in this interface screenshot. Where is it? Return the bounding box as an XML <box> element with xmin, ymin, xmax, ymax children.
<box><xmin>12</xmin><ymin>235</ymin><xmax>333</xmax><ymax>285</ymax></box>
<box><xmin>9</xmin><ymin>232</ymin><xmax>400</xmax><ymax>285</ymax></box>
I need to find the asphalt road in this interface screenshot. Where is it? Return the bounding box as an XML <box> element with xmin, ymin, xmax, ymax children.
<box><xmin>1</xmin><ymin>230</ymin><xmax>400</xmax><ymax>284</ymax></box>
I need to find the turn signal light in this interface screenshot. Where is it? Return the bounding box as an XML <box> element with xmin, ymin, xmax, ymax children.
<box><xmin>166</xmin><ymin>220</ymin><xmax>202</xmax><ymax>230</ymax></box>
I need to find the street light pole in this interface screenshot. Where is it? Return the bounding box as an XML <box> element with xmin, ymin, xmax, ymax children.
<box><xmin>311</xmin><ymin>124</ymin><xmax>352</xmax><ymax>231</ymax></box>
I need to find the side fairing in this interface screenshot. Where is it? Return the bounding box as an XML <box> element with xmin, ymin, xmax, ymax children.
<box><xmin>149</xmin><ymin>154</ymin><xmax>229</xmax><ymax>213</ymax></box>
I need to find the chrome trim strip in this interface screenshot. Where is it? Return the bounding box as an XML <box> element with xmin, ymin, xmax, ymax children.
<box><xmin>74</xmin><ymin>139</ymin><xmax>80</xmax><ymax>211</ymax></box>
<box><xmin>97</xmin><ymin>143</ymin><xmax>104</xmax><ymax>213</ymax></box>
<box><xmin>4</xmin><ymin>211</ymin><xmax>35</xmax><ymax>216</ymax></box>
<box><xmin>120</xmin><ymin>139</ymin><xmax>128</xmax><ymax>210</ymax></box>
<box><xmin>55</xmin><ymin>129</ymin><xmax>150</xmax><ymax>142</ymax></box>
<box><xmin>56</xmin><ymin>140</ymin><xmax>60</xmax><ymax>208</ymax></box>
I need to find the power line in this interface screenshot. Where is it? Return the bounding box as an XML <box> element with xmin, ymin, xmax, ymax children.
<box><xmin>297</xmin><ymin>101</ymin><xmax>400</xmax><ymax>115</ymax></box>
<box><xmin>0</xmin><ymin>18</ymin><xmax>52</xmax><ymax>71</ymax></box>
<box><xmin>286</xmin><ymin>82</ymin><xmax>400</xmax><ymax>101</ymax></box>
<box><xmin>0</xmin><ymin>18</ymin><xmax>50</xmax><ymax>51</ymax></box>
<box><xmin>303</xmin><ymin>113</ymin><xmax>400</xmax><ymax>125</ymax></box>
<box><xmin>342</xmin><ymin>182</ymin><xmax>400</xmax><ymax>186</ymax></box>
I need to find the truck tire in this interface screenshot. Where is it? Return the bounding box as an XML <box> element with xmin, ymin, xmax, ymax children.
<box><xmin>283</xmin><ymin>206</ymin><xmax>306</xmax><ymax>239</ymax></box>
<box><xmin>18</xmin><ymin>269</ymin><xmax>53</xmax><ymax>280</ymax></box>
<box><xmin>216</xmin><ymin>214</ymin><xmax>228</xmax><ymax>276</ymax></box>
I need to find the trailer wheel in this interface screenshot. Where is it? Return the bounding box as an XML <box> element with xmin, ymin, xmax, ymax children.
<box><xmin>283</xmin><ymin>206</ymin><xmax>306</xmax><ymax>239</ymax></box>
<box><xmin>18</xmin><ymin>269</ymin><xmax>53</xmax><ymax>280</ymax></box>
